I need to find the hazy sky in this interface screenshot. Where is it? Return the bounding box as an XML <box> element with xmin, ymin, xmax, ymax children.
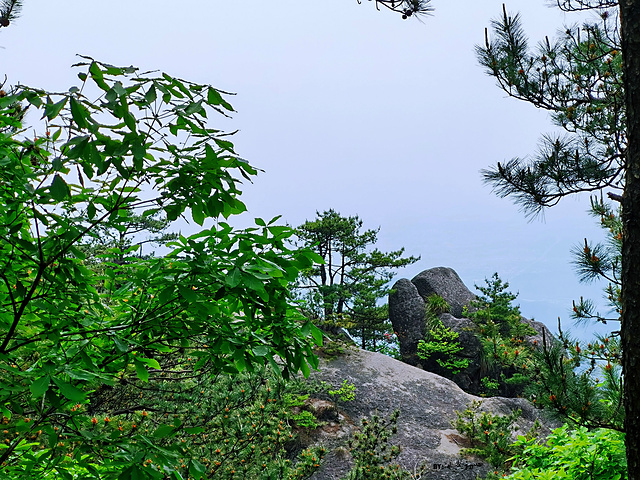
<box><xmin>2</xmin><ymin>0</ymin><xmax>615</xmax><ymax>339</ymax></box>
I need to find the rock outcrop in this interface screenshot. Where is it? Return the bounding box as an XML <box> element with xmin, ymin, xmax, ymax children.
<box><xmin>389</xmin><ymin>267</ymin><xmax>554</xmax><ymax>395</ymax></box>
<box><xmin>411</xmin><ymin>267</ymin><xmax>476</xmax><ymax>318</ymax></box>
<box><xmin>304</xmin><ymin>348</ymin><xmax>557</xmax><ymax>480</ymax></box>
<box><xmin>388</xmin><ymin>279</ymin><xmax>426</xmax><ymax>366</ymax></box>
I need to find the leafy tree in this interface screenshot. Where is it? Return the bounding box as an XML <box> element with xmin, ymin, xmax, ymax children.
<box><xmin>294</xmin><ymin>209</ymin><xmax>419</xmax><ymax>347</ymax></box>
<box><xmin>477</xmin><ymin>2</ymin><xmax>640</xmax><ymax>473</ymax></box>
<box><xmin>0</xmin><ymin>58</ymin><xmax>324</xmax><ymax>478</ymax></box>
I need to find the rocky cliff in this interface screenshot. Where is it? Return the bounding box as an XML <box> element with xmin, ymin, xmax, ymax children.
<box><xmin>303</xmin><ymin>347</ymin><xmax>558</xmax><ymax>480</ymax></box>
<box><xmin>388</xmin><ymin>267</ymin><xmax>553</xmax><ymax>395</ymax></box>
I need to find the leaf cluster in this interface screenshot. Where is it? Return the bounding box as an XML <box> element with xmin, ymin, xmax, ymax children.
<box><xmin>506</xmin><ymin>424</ymin><xmax>627</xmax><ymax>480</ymax></box>
<box><xmin>417</xmin><ymin>297</ymin><xmax>470</xmax><ymax>377</ymax></box>
<box><xmin>0</xmin><ymin>59</ymin><xmax>324</xmax><ymax>477</ymax></box>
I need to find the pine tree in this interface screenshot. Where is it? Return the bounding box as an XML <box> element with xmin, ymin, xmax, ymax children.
<box><xmin>294</xmin><ymin>209</ymin><xmax>419</xmax><ymax>346</ymax></box>
<box><xmin>477</xmin><ymin>1</ymin><xmax>640</xmax><ymax>474</ymax></box>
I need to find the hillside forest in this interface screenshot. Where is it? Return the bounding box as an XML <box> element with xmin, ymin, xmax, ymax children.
<box><xmin>1</xmin><ymin>0</ymin><xmax>639</xmax><ymax>478</ymax></box>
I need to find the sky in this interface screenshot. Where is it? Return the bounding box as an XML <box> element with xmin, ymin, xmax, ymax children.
<box><xmin>1</xmin><ymin>0</ymin><xmax>616</xmax><ymax>339</ymax></box>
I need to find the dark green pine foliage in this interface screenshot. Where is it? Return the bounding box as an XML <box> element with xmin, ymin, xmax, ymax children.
<box><xmin>0</xmin><ymin>0</ymin><xmax>21</xmax><ymax>27</ymax></box>
<box><xmin>478</xmin><ymin>6</ymin><xmax>625</xmax><ymax>216</ymax></box>
<box><xmin>294</xmin><ymin>210</ymin><xmax>419</xmax><ymax>349</ymax></box>
<box><xmin>466</xmin><ymin>274</ymin><xmax>536</xmax><ymax>397</ymax></box>
<box><xmin>523</xmin><ymin>200</ymin><xmax>624</xmax><ymax>431</ymax></box>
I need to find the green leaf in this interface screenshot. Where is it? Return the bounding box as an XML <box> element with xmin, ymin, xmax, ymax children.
<box><xmin>153</xmin><ymin>424</ymin><xmax>176</xmax><ymax>438</ymax></box>
<box><xmin>145</xmin><ymin>85</ymin><xmax>157</xmax><ymax>103</ymax></box>
<box><xmin>207</xmin><ymin>87</ymin><xmax>234</xmax><ymax>111</ymax></box>
<box><xmin>185</xmin><ymin>100</ymin><xmax>203</xmax><ymax>115</ymax></box>
<box><xmin>134</xmin><ymin>358</ymin><xmax>150</xmax><ymax>383</ymax></box>
<box><xmin>189</xmin><ymin>459</ymin><xmax>206</xmax><ymax>478</ymax></box>
<box><xmin>226</xmin><ymin>268</ymin><xmax>242</xmax><ymax>288</ymax></box>
<box><xmin>252</xmin><ymin>345</ymin><xmax>269</xmax><ymax>357</ymax></box>
<box><xmin>233</xmin><ymin>349</ymin><xmax>246</xmax><ymax>373</ymax></box>
<box><xmin>113</xmin><ymin>337</ymin><xmax>128</xmax><ymax>353</ymax></box>
<box><xmin>299</xmin><ymin>358</ymin><xmax>311</xmax><ymax>378</ymax></box>
<box><xmin>89</xmin><ymin>61</ymin><xmax>109</xmax><ymax>91</ymax></box>
<box><xmin>0</xmin><ymin>405</ymin><xmax>11</xmax><ymax>421</ymax></box>
<box><xmin>137</xmin><ymin>357</ymin><xmax>161</xmax><ymax>370</ymax></box>
<box><xmin>56</xmin><ymin>468</ymin><xmax>73</xmax><ymax>480</ymax></box>
<box><xmin>43</xmin><ymin>97</ymin><xmax>68</xmax><ymax>120</ymax></box>
<box><xmin>87</xmin><ymin>202</ymin><xmax>96</xmax><ymax>220</ymax></box>
<box><xmin>30</xmin><ymin>376</ymin><xmax>50</xmax><ymax>398</ymax></box>
<box><xmin>52</xmin><ymin>378</ymin><xmax>85</xmax><ymax>402</ymax></box>
<box><xmin>50</xmin><ymin>174</ymin><xmax>71</xmax><ymax>201</ymax></box>
<box><xmin>191</xmin><ymin>203</ymin><xmax>204</xmax><ymax>226</ymax></box>
<box><xmin>70</xmin><ymin>97</ymin><xmax>88</xmax><ymax>129</ymax></box>
<box><xmin>309</xmin><ymin>323</ymin><xmax>324</xmax><ymax>347</ymax></box>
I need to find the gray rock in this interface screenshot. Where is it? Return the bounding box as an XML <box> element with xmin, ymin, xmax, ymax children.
<box><xmin>438</xmin><ymin>313</ymin><xmax>484</xmax><ymax>393</ymax></box>
<box><xmin>389</xmin><ymin>278</ymin><xmax>426</xmax><ymax>366</ymax></box>
<box><xmin>304</xmin><ymin>348</ymin><xmax>558</xmax><ymax>480</ymax></box>
<box><xmin>411</xmin><ymin>267</ymin><xmax>476</xmax><ymax>318</ymax></box>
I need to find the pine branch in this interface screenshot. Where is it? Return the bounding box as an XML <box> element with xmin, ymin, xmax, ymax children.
<box><xmin>358</xmin><ymin>0</ymin><xmax>433</xmax><ymax>19</ymax></box>
<box><xmin>0</xmin><ymin>0</ymin><xmax>22</xmax><ymax>28</ymax></box>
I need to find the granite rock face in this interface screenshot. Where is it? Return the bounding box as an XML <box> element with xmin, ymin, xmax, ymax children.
<box><xmin>411</xmin><ymin>267</ymin><xmax>476</xmax><ymax>318</ymax></box>
<box><xmin>304</xmin><ymin>348</ymin><xmax>557</xmax><ymax>480</ymax></box>
<box><xmin>389</xmin><ymin>267</ymin><xmax>555</xmax><ymax>395</ymax></box>
<box><xmin>388</xmin><ymin>278</ymin><xmax>426</xmax><ymax>366</ymax></box>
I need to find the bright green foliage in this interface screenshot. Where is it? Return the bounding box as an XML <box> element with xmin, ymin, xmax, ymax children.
<box><xmin>506</xmin><ymin>424</ymin><xmax>627</xmax><ymax>480</ymax></box>
<box><xmin>294</xmin><ymin>210</ymin><xmax>418</xmax><ymax>348</ymax></box>
<box><xmin>327</xmin><ymin>379</ymin><xmax>356</xmax><ymax>406</ymax></box>
<box><xmin>454</xmin><ymin>400</ymin><xmax>538</xmax><ymax>470</ymax></box>
<box><xmin>416</xmin><ymin>295</ymin><xmax>469</xmax><ymax>377</ymax></box>
<box><xmin>417</xmin><ymin>321</ymin><xmax>469</xmax><ymax>376</ymax></box>
<box><xmin>466</xmin><ymin>274</ymin><xmax>536</xmax><ymax>396</ymax></box>
<box><xmin>0</xmin><ymin>59</ymin><xmax>324</xmax><ymax>477</ymax></box>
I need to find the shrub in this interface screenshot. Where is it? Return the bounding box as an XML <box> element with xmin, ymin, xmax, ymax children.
<box><xmin>506</xmin><ymin>424</ymin><xmax>627</xmax><ymax>480</ymax></box>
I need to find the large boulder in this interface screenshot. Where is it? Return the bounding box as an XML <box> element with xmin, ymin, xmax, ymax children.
<box><xmin>304</xmin><ymin>348</ymin><xmax>558</xmax><ymax>480</ymax></box>
<box><xmin>411</xmin><ymin>267</ymin><xmax>476</xmax><ymax>318</ymax></box>
<box><xmin>438</xmin><ymin>313</ymin><xmax>484</xmax><ymax>393</ymax></box>
<box><xmin>389</xmin><ymin>278</ymin><xmax>426</xmax><ymax>366</ymax></box>
<box><xmin>390</xmin><ymin>267</ymin><xmax>556</xmax><ymax>396</ymax></box>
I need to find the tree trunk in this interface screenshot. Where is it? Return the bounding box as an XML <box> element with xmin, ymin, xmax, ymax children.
<box><xmin>620</xmin><ymin>1</ymin><xmax>640</xmax><ymax>477</ymax></box>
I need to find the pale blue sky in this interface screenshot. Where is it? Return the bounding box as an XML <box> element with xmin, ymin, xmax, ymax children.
<box><xmin>1</xmin><ymin>0</ymin><xmax>613</xmax><ymax>339</ymax></box>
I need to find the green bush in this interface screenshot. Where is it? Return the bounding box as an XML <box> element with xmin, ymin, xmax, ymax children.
<box><xmin>343</xmin><ymin>411</ymin><xmax>423</xmax><ymax>480</ymax></box>
<box><xmin>417</xmin><ymin>321</ymin><xmax>469</xmax><ymax>376</ymax></box>
<box><xmin>466</xmin><ymin>274</ymin><xmax>536</xmax><ymax>396</ymax></box>
<box><xmin>505</xmin><ymin>424</ymin><xmax>627</xmax><ymax>480</ymax></box>
<box><xmin>454</xmin><ymin>400</ymin><xmax>538</xmax><ymax>469</ymax></box>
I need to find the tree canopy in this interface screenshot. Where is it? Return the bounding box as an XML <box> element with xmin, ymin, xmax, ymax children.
<box><xmin>0</xmin><ymin>58</ymin><xmax>324</xmax><ymax>478</ymax></box>
<box><xmin>478</xmin><ymin>1</ymin><xmax>640</xmax><ymax>475</ymax></box>
<box><xmin>294</xmin><ymin>209</ymin><xmax>418</xmax><ymax>348</ymax></box>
